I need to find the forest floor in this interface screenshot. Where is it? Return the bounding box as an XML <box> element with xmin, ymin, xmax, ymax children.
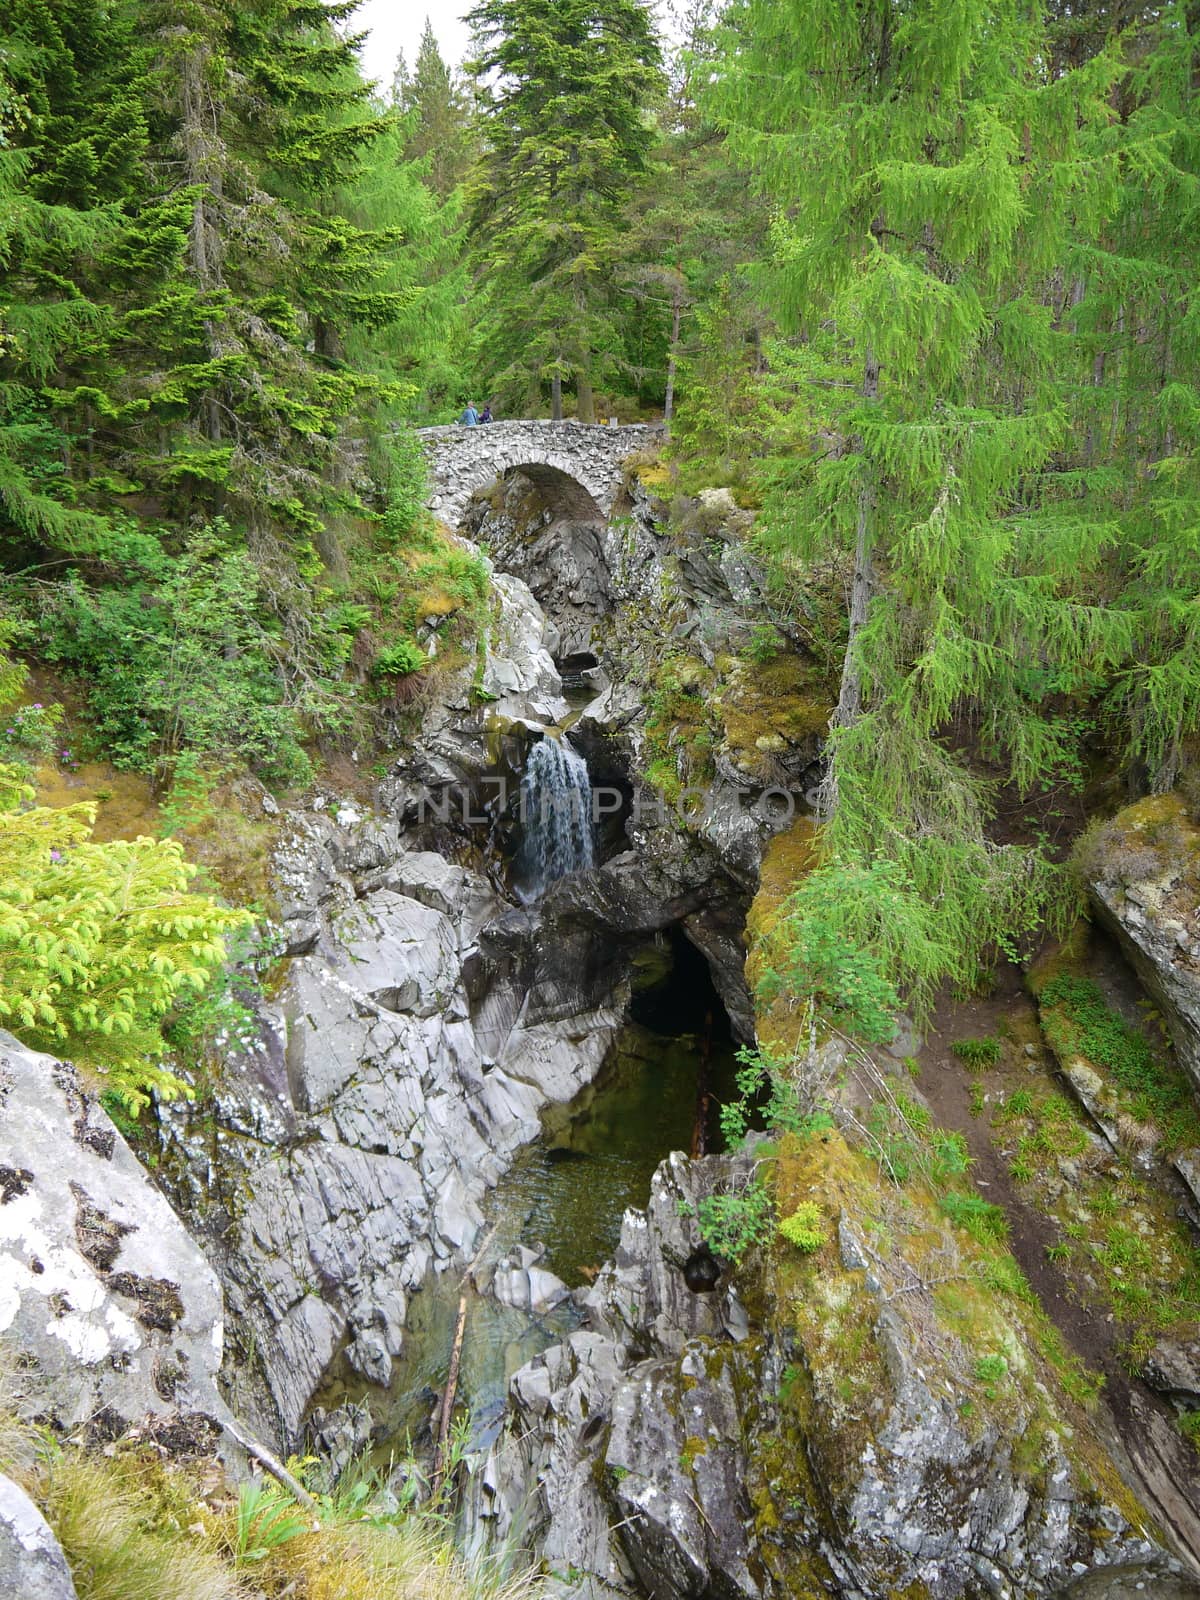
<box><xmin>915</xmin><ymin>946</ymin><xmax>1200</xmax><ymax>1569</ymax></box>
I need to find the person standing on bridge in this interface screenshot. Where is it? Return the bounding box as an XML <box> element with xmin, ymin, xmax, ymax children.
<box><xmin>480</xmin><ymin>401</ymin><xmax>493</xmax><ymax>423</ymax></box>
<box><xmin>460</xmin><ymin>401</ymin><xmax>479</xmax><ymax>426</ymax></box>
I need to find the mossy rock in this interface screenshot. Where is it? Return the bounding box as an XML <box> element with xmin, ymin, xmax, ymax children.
<box><xmin>718</xmin><ymin>655</ymin><xmax>832</xmax><ymax>776</ymax></box>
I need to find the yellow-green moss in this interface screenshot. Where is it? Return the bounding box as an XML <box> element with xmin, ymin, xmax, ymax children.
<box><xmin>716</xmin><ymin>656</ymin><xmax>832</xmax><ymax>781</ymax></box>
<box><xmin>34</xmin><ymin>761</ymin><xmax>159</xmax><ymax>844</ymax></box>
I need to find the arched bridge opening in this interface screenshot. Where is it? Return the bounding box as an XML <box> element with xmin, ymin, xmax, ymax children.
<box><xmin>415</xmin><ymin>419</ymin><xmax>664</xmax><ymax>530</ymax></box>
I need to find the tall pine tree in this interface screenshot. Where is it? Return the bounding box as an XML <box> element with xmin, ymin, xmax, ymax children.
<box><xmin>400</xmin><ymin>19</ymin><xmax>474</xmax><ymax>198</ymax></box>
<box><xmin>464</xmin><ymin>0</ymin><xmax>663</xmax><ymax>419</ymax></box>
<box><xmin>710</xmin><ymin>0</ymin><xmax>1147</xmax><ymax>1020</ymax></box>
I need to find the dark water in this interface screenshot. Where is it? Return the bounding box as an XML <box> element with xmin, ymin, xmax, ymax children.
<box><xmin>501</xmin><ymin>1022</ymin><xmax>736</xmax><ymax>1282</ymax></box>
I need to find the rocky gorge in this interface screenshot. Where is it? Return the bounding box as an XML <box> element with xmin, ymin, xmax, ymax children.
<box><xmin>5</xmin><ymin>445</ymin><xmax>1200</xmax><ymax>1600</ymax></box>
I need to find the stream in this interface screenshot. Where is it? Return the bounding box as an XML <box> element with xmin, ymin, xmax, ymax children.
<box><xmin>312</xmin><ymin>928</ymin><xmax>740</xmax><ymax>1462</ymax></box>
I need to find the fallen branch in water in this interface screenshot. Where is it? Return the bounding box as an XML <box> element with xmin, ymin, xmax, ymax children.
<box><xmin>430</xmin><ymin>1292</ymin><xmax>469</xmax><ymax>1502</ymax></box>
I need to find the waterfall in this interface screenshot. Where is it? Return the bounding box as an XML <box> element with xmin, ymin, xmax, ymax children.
<box><xmin>515</xmin><ymin>738</ymin><xmax>594</xmax><ymax>902</ymax></box>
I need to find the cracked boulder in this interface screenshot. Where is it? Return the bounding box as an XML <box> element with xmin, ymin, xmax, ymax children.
<box><xmin>0</xmin><ymin>1035</ymin><xmax>226</xmax><ymax>1434</ymax></box>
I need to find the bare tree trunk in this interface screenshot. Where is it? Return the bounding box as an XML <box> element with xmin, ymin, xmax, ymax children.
<box><xmin>430</xmin><ymin>1292</ymin><xmax>468</xmax><ymax>1502</ymax></box>
<box><xmin>577</xmin><ymin>371</ymin><xmax>595</xmax><ymax>424</ymax></box>
<box><xmin>817</xmin><ymin>348</ymin><xmax>879</xmax><ymax>820</ymax></box>
<box><xmin>551</xmin><ymin>369</ymin><xmax>563</xmax><ymax>421</ymax></box>
<box><xmin>664</xmin><ymin>278</ymin><xmax>683</xmax><ymax>425</ymax></box>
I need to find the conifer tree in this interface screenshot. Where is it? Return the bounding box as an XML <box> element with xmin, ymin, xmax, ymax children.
<box><xmin>710</xmin><ymin>0</ymin><xmax>1144</xmax><ymax>1019</ymax></box>
<box><xmin>400</xmin><ymin>19</ymin><xmax>473</xmax><ymax>198</ymax></box>
<box><xmin>621</xmin><ymin>0</ymin><xmax>766</xmax><ymax>420</ymax></box>
<box><xmin>465</xmin><ymin>0</ymin><xmax>663</xmax><ymax>419</ymax></box>
<box><xmin>0</xmin><ymin>0</ymin><xmax>431</xmax><ymax>773</ymax></box>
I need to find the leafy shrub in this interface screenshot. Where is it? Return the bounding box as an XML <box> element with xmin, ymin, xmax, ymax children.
<box><xmin>718</xmin><ymin>1044</ymin><xmax>835</xmax><ymax>1145</ymax></box>
<box><xmin>778</xmin><ymin>1201</ymin><xmax>827</xmax><ymax>1253</ymax></box>
<box><xmin>373</xmin><ymin>638</ymin><xmax>426</xmax><ymax>678</ymax></box>
<box><xmin>0</xmin><ymin>764</ymin><xmax>251</xmax><ymax>1109</ymax></box>
<box><xmin>951</xmin><ymin>1035</ymin><xmax>1002</xmax><ymax>1070</ymax></box>
<box><xmin>31</xmin><ymin>527</ymin><xmax>318</xmax><ymax>786</ymax></box>
<box><xmin>690</xmin><ymin>1184</ymin><xmax>774</xmax><ymax>1265</ymax></box>
<box><xmin>756</xmin><ymin>860</ymin><xmax>903</xmax><ymax>1044</ymax></box>
<box><xmin>0</xmin><ymin>700</ymin><xmax>63</xmax><ymax>768</ymax></box>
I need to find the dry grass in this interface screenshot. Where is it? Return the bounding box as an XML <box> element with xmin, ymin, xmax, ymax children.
<box><xmin>0</xmin><ymin>1365</ymin><xmax>544</xmax><ymax>1600</ymax></box>
<box><xmin>267</xmin><ymin>1519</ymin><xmax>542</xmax><ymax>1600</ymax></box>
<box><xmin>44</xmin><ymin>1454</ymin><xmax>245</xmax><ymax>1600</ymax></box>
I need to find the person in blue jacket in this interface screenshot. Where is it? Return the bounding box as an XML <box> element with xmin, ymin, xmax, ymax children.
<box><xmin>460</xmin><ymin>402</ymin><xmax>479</xmax><ymax>426</ymax></box>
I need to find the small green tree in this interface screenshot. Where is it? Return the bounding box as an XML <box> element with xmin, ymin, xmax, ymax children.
<box><xmin>0</xmin><ymin>770</ymin><xmax>250</xmax><ymax>1107</ymax></box>
<box><xmin>0</xmin><ymin>634</ymin><xmax>251</xmax><ymax>1106</ymax></box>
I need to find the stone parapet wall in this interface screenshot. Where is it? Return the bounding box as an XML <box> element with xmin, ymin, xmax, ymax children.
<box><xmin>416</xmin><ymin>420</ymin><xmax>664</xmax><ymax>527</ymax></box>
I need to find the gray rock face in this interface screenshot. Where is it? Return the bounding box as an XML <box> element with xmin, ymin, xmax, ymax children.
<box><xmin>465</xmin><ymin>1149</ymin><xmax>1169</xmax><ymax>1600</ymax></box>
<box><xmin>0</xmin><ymin>1474</ymin><xmax>78</xmax><ymax>1600</ymax></box>
<box><xmin>1052</xmin><ymin>1559</ymin><xmax>1200</xmax><ymax>1598</ymax></box>
<box><xmin>386</xmin><ymin>564</ymin><xmax>569</xmax><ymax>792</ymax></box>
<box><xmin>155</xmin><ymin>813</ymin><xmax>627</xmax><ymax>1450</ymax></box>
<box><xmin>151</xmin><ymin>505</ymin><xmax>781</xmax><ymax>1449</ymax></box>
<box><xmin>417</xmin><ymin>420</ymin><xmax>662</xmax><ymax>531</ymax></box>
<box><xmin>1086</xmin><ymin>799</ymin><xmax>1200</xmax><ymax>1098</ymax></box>
<box><xmin>1142</xmin><ymin>1335</ymin><xmax>1200</xmax><ymax>1405</ymax></box>
<box><xmin>464</xmin><ymin>1151</ymin><xmax>764</xmax><ymax>1598</ymax></box>
<box><xmin>0</xmin><ymin>1036</ymin><xmax>227</xmax><ymax>1435</ymax></box>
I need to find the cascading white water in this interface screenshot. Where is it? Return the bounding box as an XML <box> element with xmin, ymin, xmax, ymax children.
<box><xmin>515</xmin><ymin>738</ymin><xmax>594</xmax><ymax>902</ymax></box>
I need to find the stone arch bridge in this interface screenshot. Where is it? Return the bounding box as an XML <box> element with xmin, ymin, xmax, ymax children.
<box><xmin>416</xmin><ymin>420</ymin><xmax>663</xmax><ymax>529</ymax></box>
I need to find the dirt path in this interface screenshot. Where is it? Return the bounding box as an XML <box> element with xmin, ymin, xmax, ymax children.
<box><xmin>916</xmin><ymin>963</ymin><xmax>1200</xmax><ymax>1573</ymax></box>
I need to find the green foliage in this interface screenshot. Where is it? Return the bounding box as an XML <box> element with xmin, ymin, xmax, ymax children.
<box><xmin>746</xmin><ymin>623</ymin><xmax>784</xmax><ymax>665</ymax></box>
<box><xmin>974</xmin><ymin>1353</ymin><xmax>1009</xmax><ymax>1397</ymax></box>
<box><xmin>373</xmin><ymin>640</ymin><xmax>426</xmax><ymax>680</ymax></box>
<box><xmin>691</xmin><ymin>1182</ymin><xmax>774</xmax><ymax>1265</ymax></box>
<box><xmin>0</xmin><ymin>0</ymin><xmax>469</xmax><ymax>780</ymax></box>
<box><xmin>755</xmin><ymin>860</ymin><xmax>903</xmax><ymax>1043</ymax></box>
<box><xmin>0</xmin><ymin>696</ymin><xmax>62</xmax><ymax>764</ymax></box>
<box><xmin>951</xmin><ymin>1036</ymin><xmax>1003</xmax><ymax>1071</ymax></box>
<box><xmin>1041</xmin><ymin>974</ymin><xmax>1198</xmax><ymax>1144</ymax></box>
<box><xmin>690</xmin><ymin>0</ymin><xmax>1200</xmax><ymax>1030</ymax></box>
<box><xmin>396</xmin><ymin>19</ymin><xmax>476</xmax><ymax>200</ymax></box>
<box><xmin>29</xmin><ymin>527</ymin><xmax>319</xmax><ymax>786</ymax></box>
<box><xmin>233</xmin><ymin>1480</ymin><xmax>311</xmax><ymax>1566</ymax></box>
<box><xmin>997</xmin><ymin>1088</ymin><xmax>1035</xmax><ymax>1120</ymax></box>
<box><xmin>465</xmin><ymin>0</ymin><xmax>663</xmax><ymax>416</ymax></box>
<box><xmin>982</xmin><ymin>1258</ymin><xmax>1036</xmax><ymax>1303</ymax></box>
<box><xmin>719</xmin><ymin>1044</ymin><xmax>835</xmax><ymax>1146</ymax></box>
<box><xmin>0</xmin><ymin>772</ymin><xmax>250</xmax><ymax>1108</ymax></box>
<box><xmin>941</xmin><ymin>1193</ymin><xmax>1009</xmax><ymax>1244</ymax></box>
<box><xmin>0</xmin><ymin>638</ymin><xmax>250</xmax><ymax>1107</ymax></box>
<box><xmin>778</xmin><ymin>1201</ymin><xmax>827</xmax><ymax>1254</ymax></box>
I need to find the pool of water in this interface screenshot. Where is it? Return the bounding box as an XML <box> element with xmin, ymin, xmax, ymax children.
<box><xmin>499</xmin><ymin>1022</ymin><xmax>735</xmax><ymax>1282</ymax></box>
